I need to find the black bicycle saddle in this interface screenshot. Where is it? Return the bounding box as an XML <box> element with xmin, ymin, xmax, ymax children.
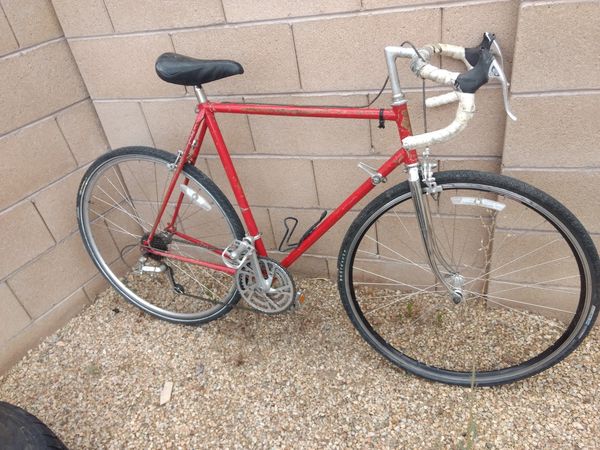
<box><xmin>155</xmin><ymin>52</ymin><xmax>244</xmax><ymax>86</ymax></box>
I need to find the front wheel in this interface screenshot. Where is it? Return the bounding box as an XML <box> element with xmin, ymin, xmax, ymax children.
<box><xmin>338</xmin><ymin>170</ymin><xmax>599</xmax><ymax>386</ymax></box>
<box><xmin>77</xmin><ymin>147</ymin><xmax>245</xmax><ymax>324</ymax></box>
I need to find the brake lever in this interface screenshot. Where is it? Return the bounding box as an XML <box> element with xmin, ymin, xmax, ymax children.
<box><xmin>488</xmin><ymin>58</ymin><xmax>517</xmax><ymax>121</ymax></box>
<box><xmin>490</xmin><ymin>38</ymin><xmax>504</xmax><ymax>69</ymax></box>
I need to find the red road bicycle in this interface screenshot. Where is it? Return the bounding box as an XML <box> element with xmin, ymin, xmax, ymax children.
<box><xmin>77</xmin><ymin>33</ymin><xmax>599</xmax><ymax>386</ymax></box>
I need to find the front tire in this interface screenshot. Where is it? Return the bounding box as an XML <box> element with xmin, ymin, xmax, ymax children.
<box><xmin>338</xmin><ymin>170</ymin><xmax>599</xmax><ymax>386</ymax></box>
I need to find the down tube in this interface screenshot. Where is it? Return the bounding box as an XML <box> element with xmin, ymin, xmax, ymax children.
<box><xmin>281</xmin><ymin>149</ymin><xmax>409</xmax><ymax>267</ymax></box>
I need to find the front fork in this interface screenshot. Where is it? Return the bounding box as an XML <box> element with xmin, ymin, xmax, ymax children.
<box><xmin>406</xmin><ymin>160</ymin><xmax>464</xmax><ymax>303</ymax></box>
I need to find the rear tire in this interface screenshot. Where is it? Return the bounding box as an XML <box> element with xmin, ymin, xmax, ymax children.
<box><xmin>77</xmin><ymin>147</ymin><xmax>245</xmax><ymax>325</ymax></box>
<box><xmin>338</xmin><ymin>170</ymin><xmax>599</xmax><ymax>386</ymax></box>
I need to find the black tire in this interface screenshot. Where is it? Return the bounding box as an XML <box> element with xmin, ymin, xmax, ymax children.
<box><xmin>77</xmin><ymin>147</ymin><xmax>245</xmax><ymax>325</ymax></box>
<box><xmin>0</xmin><ymin>401</ymin><xmax>67</xmax><ymax>449</ymax></box>
<box><xmin>338</xmin><ymin>170</ymin><xmax>599</xmax><ymax>386</ymax></box>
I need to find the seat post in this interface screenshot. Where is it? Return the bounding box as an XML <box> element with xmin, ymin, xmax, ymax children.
<box><xmin>194</xmin><ymin>85</ymin><xmax>208</xmax><ymax>103</ymax></box>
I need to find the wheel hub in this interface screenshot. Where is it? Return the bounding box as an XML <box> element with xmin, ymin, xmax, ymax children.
<box><xmin>141</xmin><ymin>231</ymin><xmax>172</xmax><ymax>260</ymax></box>
<box><xmin>447</xmin><ymin>273</ymin><xmax>465</xmax><ymax>304</ymax></box>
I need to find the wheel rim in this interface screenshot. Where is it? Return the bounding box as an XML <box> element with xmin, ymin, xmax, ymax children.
<box><xmin>345</xmin><ymin>180</ymin><xmax>592</xmax><ymax>383</ymax></box>
<box><xmin>79</xmin><ymin>153</ymin><xmax>239</xmax><ymax>321</ymax></box>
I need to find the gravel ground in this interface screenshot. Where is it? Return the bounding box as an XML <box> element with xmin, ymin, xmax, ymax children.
<box><xmin>0</xmin><ymin>278</ymin><xmax>598</xmax><ymax>449</ymax></box>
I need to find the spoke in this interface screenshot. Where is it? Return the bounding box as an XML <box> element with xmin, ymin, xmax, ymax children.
<box><xmin>168</xmin><ymin>259</ymin><xmax>222</xmax><ymax>302</ymax></box>
<box><xmin>485</xmin><ymin>275</ymin><xmax>580</xmax><ymax>296</ymax></box>
<box><xmin>365</xmin><ymin>235</ymin><xmax>433</xmax><ymax>276</ymax></box>
<box><xmin>89</xmin><ymin>208</ymin><xmax>142</xmax><ymax>240</ymax></box>
<box><xmin>169</xmin><ymin>240</ymin><xmax>231</xmax><ymax>292</ymax></box>
<box><xmin>462</xmin><ymin>238</ymin><xmax>566</xmax><ymax>288</ymax></box>
<box><xmin>353</xmin><ymin>267</ymin><xmax>439</xmax><ymax>316</ymax></box>
<box><xmin>463</xmin><ymin>255</ymin><xmax>574</xmax><ymax>291</ymax></box>
<box><xmin>463</xmin><ymin>289</ymin><xmax>576</xmax><ymax>315</ymax></box>
<box><xmin>123</xmin><ymin>161</ymin><xmax>160</xmax><ymax>219</ymax></box>
<box><xmin>356</xmin><ymin>249</ymin><xmax>433</xmax><ymax>272</ymax></box>
<box><xmin>392</xmin><ymin>210</ymin><xmax>423</xmax><ymax>259</ymax></box>
<box><xmin>111</xmin><ymin>166</ymin><xmax>144</xmax><ymax>230</ymax></box>
<box><xmin>93</xmin><ymin>186</ymin><xmax>152</xmax><ymax>230</ymax></box>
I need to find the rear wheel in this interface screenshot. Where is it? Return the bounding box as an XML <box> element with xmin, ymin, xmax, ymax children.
<box><xmin>77</xmin><ymin>147</ymin><xmax>244</xmax><ymax>324</ymax></box>
<box><xmin>338</xmin><ymin>170</ymin><xmax>599</xmax><ymax>386</ymax></box>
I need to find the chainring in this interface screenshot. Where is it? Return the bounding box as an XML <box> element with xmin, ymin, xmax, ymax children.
<box><xmin>235</xmin><ymin>257</ymin><xmax>296</xmax><ymax>314</ymax></box>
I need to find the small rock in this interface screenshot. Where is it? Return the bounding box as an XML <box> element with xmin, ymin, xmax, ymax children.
<box><xmin>160</xmin><ymin>381</ymin><xmax>174</xmax><ymax>406</ymax></box>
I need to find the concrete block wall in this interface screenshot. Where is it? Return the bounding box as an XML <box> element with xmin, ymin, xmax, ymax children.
<box><xmin>502</xmin><ymin>1</ymin><xmax>600</xmax><ymax>245</ymax></box>
<box><xmin>51</xmin><ymin>0</ymin><xmax>522</xmax><ymax>284</ymax></box>
<box><xmin>0</xmin><ymin>0</ymin><xmax>110</xmax><ymax>372</ymax></box>
<box><xmin>2</xmin><ymin>0</ymin><xmax>598</xmax><ymax>371</ymax></box>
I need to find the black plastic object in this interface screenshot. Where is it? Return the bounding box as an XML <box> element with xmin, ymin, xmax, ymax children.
<box><xmin>277</xmin><ymin>211</ymin><xmax>327</xmax><ymax>252</ymax></box>
<box><xmin>464</xmin><ymin>32</ymin><xmax>496</xmax><ymax>67</ymax></box>
<box><xmin>0</xmin><ymin>401</ymin><xmax>68</xmax><ymax>449</ymax></box>
<box><xmin>278</xmin><ymin>217</ymin><xmax>299</xmax><ymax>252</ymax></box>
<box><xmin>454</xmin><ymin>48</ymin><xmax>494</xmax><ymax>94</ymax></box>
<box><xmin>155</xmin><ymin>52</ymin><xmax>243</xmax><ymax>86</ymax></box>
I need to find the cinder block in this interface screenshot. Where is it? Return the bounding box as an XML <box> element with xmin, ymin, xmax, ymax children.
<box><xmin>502</xmin><ymin>169</ymin><xmax>600</xmax><ymax>235</ymax></box>
<box><xmin>0</xmin><ymin>288</ymin><xmax>88</xmax><ymax>374</ymax></box>
<box><xmin>241</xmin><ymin>206</ymin><xmax>276</xmax><ymax>249</ymax></box>
<box><xmin>94</xmin><ymin>101</ymin><xmax>154</xmax><ymax>149</ymax></box>
<box><xmin>207</xmin><ymin>157</ymin><xmax>319</xmax><ymax>208</ymax></box>
<box><xmin>142</xmin><ymin>97</ymin><xmax>255</xmax><ymax>153</ymax></box>
<box><xmin>51</xmin><ymin>0</ymin><xmax>113</xmax><ymax>37</ymax></box>
<box><xmin>377</xmin><ymin>214</ymin><xmax>489</xmax><ymax>269</ymax></box>
<box><xmin>8</xmin><ymin>234</ymin><xmax>98</xmax><ymax>319</ymax></box>
<box><xmin>247</xmin><ymin>95</ymin><xmax>371</xmax><ymax>155</ymax></box>
<box><xmin>349</xmin><ymin>257</ymin><xmax>436</xmax><ymax>292</ymax></box>
<box><xmin>56</xmin><ymin>100</ymin><xmax>109</xmax><ymax>166</ymax></box>
<box><xmin>362</xmin><ymin>0</ymin><xmax>446</xmax><ymax>8</ymax></box>
<box><xmin>172</xmin><ymin>24</ymin><xmax>300</xmax><ymax>95</ymax></box>
<box><xmin>488</xmin><ymin>229</ymin><xmax>580</xmax><ymax>287</ymax></box>
<box><xmin>0</xmin><ymin>202</ymin><xmax>55</xmax><ymax>279</ymax></box>
<box><xmin>221</xmin><ymin>0</ymin><xmax>361</xmax><ymax>22</ymax></box>
<box><xmin>268</xmin><ymin>207</ymin><xmax>369</xmax><ymax>257</ymax></box>
<box><xmin>69</xmin><ymin>34</ymin><xmax>184</xmax><ymax>99</ymax></box>
<box><xmin>0</xmin><ymin>6</ymin><xmax>18</xmax><ymax>55</ymax></box>
<box><xmin>437</xmin><ymin>159</ymin><xmax>500</xmax><ymax>173</ymax></box>
<box><xmin>33</xmin><ymin>166</ymin><xmax>87</xmax><ymax>242</ymax></box>
<box><xmin>511</xmin><ymin>1</ymin><xmax>600</xmax><ymax>92</ymax></box>
<box><xmin>269</xmin><ymin>251</ymin><xmax>330</xmax><ymax>279</ymax></box>
<box><xmin>0</xmin><ymin>40</ymin><xmax>87</xmax><ymax>134</ymax></box>
<box><xmin>312</xmin><ymin>157</ymin><xmax>399</xmax><ymax>210</ymax></box>
<box><xmin>1</xmin><ymin>0</ymin><xmax>62</xmax><ymax>48</ymax></box>
<box><xmin>83</xmin><ymin>272</ymin><xmax>109</xmax><ymax>302</ymax></box>
<box><xmin>441</xmin><ymin>1</ymin><xmax>518</xmax><ymax>76</ymax></box>
<box><xmin>104</xmin><ymin>0</ymin><xmax>224</xmax><ymax>32</ymax></box>
<box><xmin>0</xmin><ymin>118</ymin><xmax>77</xmax><ymax>210</ymax></box>
<box><xmin>503</xmin><ymin>93</ymin><xmax>600</xmax><ymax>168</ymax></box>
<box><xmin>293</xmin><ymin>9</ymin><xmax>441</xmax><ymax>91</ymax></box>
<box><xmin>0</xmin><ymin>283</ymin><xmax>31</xmax><ymax>345</ymax></box>
<box><xmin>370</xmin><ymin>87</ymin><xmax>506</xmax><ymax>157</ymax></box>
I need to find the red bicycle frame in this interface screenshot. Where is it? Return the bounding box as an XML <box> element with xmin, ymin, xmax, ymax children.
<box><xmin>145</xmin><ymin>99</ymin><xmax>418</xmax><ymax>274</ymax></box>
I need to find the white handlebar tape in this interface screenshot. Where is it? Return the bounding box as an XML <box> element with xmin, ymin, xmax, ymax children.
<box><xmin>437</xmin><ymin>43</ymin><xmax>473</xmax><ymax>70</ymax></box>
<box><xmin>425</xmin><ymin>91</ymin><xmax>460</xmax><ymax>108</ymax></box>
<box><xmin>402</xmin><ymin>93</ymin><xmax>475</xmax><ymax>149</ymax></box>
<box><xmin>409</xmin><ymin>46</ymin><xmax>460</xmax><ymax>87</ymax></box>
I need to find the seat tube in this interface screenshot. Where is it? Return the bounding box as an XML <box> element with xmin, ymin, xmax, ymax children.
<box><xmin>203</xmin><ymin>107</ymin><xmax>268</xmax><ymax>256</ymax></box>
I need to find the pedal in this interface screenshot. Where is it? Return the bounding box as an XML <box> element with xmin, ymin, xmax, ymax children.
<box><xmin>222</xmin><ymin>239</ymin><xmax>254</xmax><ymax>269</ymax></box>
